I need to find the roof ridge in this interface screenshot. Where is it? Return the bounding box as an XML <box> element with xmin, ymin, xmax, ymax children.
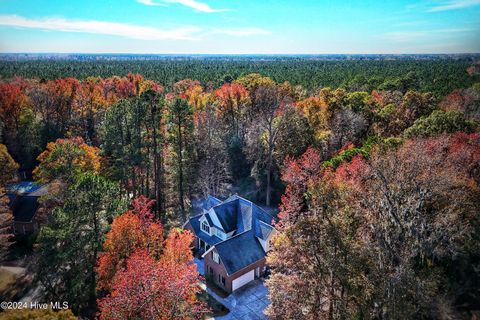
<box><xmin>258</xmin><ymin>219</ymin><xmax>274</xmax><ymax>228</ymax></box>
<box><xmin>188</xmin><ymin>212</ymin><xmax>204</xmax><ymax>220</ymax></box>
<box><xmin>249</xmin><ymin>201</ymin><xmax>275</xmax><ymax>222</ymax></box>
<box><xmin>214</xmin><ymin>228</ymin><xmax>252</xmax><ymax>247</ymax></box>
<box><xmin>207</xmin><ymin>194</ymin><xmax>221</xmax><ymax>202</ymax></box>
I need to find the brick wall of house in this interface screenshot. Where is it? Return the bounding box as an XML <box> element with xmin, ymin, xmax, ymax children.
<box><xmin>204</xmin><ymin>248</ymin><xmax>230</xmax><ymax>291</ymax></box>
<box><xmin>204</xmin><ymin>248</ymin><xmax>267</xmax><ymax>293</ymax></box>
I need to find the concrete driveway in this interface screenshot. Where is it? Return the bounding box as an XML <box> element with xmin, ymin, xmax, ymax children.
<box><xmin>195</xmin><ymin>257</ymin><xmax>269</xmax><ymax>319</ymax></box>
<box><xmin>215</xmin><ymin>280</ymin><xmax>270</xmax><ymax>320</ymax></box>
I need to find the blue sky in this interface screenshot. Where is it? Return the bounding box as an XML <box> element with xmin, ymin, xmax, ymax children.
<box><xmin>0</xmin><ymin>0</ymin><xmax>479</xmax><ymax>53</ymax></box>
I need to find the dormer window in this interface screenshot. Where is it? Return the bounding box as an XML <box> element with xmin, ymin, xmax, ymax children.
<box><xmin>201</xmin><ymin>221</ymin><xmax>210</xmax><ymax>234</ymax></box>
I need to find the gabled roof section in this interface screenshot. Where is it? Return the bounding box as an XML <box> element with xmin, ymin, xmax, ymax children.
<box><xmin>189</xmin><ymin>194</ymin><xmax>276</xmax><ymax>274</ymax></box>
<box><xmin>236</xmin><ymin>199</ymin><xmax>252</xmax><ymax>233</ymax></box>
<box><xmin>214</xmin><ymin>230</ymin><xmax>265</xmax><ymax>275</ymax></box>
<box><xmin>212</xmin><ymin>200</ymin><xmax>238</xmax><ymax>233</ymax></box>
<box><xmin>6</xmin><ymin>182</ymin><xmax>42</xmax><ymax>195</ymax></box>
<box><xmin>255</xmin><ymin>220</ymin><xmax>274</xmax><ymax>240</ymax></box>
<box><xmin>202</xmin><ymin>195</ymin><xmax>222</xmax><ymax>211</ymax></box>
<box><xmin>200</xmin><ymin>212</ymin><xmax>214</xmax><ymax>227</ymax></box>
<box><xmin>206</xmin><ymin>194</ymin><xmax>275</xmax><ymax>234</ymax></box>
<box><xmin>187</xmin><ymin>214</ymin><xmax>223</xmax><ymax>246</ymax></box>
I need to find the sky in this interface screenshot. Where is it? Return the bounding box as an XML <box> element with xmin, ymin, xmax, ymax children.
<box><xmin>0</xmin><ymin>0</ymin><xmax>479</xmax><ymax>54</ymax></box>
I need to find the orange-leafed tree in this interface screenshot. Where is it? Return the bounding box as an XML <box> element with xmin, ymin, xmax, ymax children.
<box><xmin>33</xmin><ymin>136</ymin><xmax>101</xmax><ymax>184</ymax></box>
<box><xmin>98</xmin><ymin>245</ymin><xmax>207</xmax><ymax>320</ymax></box>
<box><xmin>0</xmin><ymin>82</ymin><xmax>31</xmax><ymax>160</ymax></box>
<box><xmin>215</xmin><ymin>82</ymin><xmax>249</xmax><ymax>139</ymax></box>
<box><xmin>97</xmin><ymin>208</ymin><xmax>208</xmax><ymax>320</ymax></box>
<box><xmin>46</xmin><ymin>78</ymin><xmax>80</xmax><ymax>134</ymax></box>
<box><xmin>173</xmin><ymin>79</ymin><xmax>206</xmax><ymax>112</ymax></box>
<box><xmin>0</xmin><ymin>144</ymin><xmax>19</xmax><ymax>262</ymax></box>
<box><xmin>0</xmin><ymin>82</ymin><xmax>30</xmax><ymax>133</ymax></box>
<box><xmin>73</xmin><ymin>77</ymin><xmax>107</xmax><ymax>143</ymax></box>
<box><xmin>96</xmin><ymin>196</ymin><xmax>163</xmax><ymax>291</ymax></box>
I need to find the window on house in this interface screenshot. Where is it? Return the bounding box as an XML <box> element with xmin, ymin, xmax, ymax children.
<box><xmin>221</xmin><ymin>276</ymin><xmax>225</xmax><ymax>285</ymax></box>
<box><xmin>201</xmin><ymin>221</ymin><xmax>210</xmax><ymax>234</ymax></box>
<box><xmin>213</xmin><ymin>251</ymin><xmax>220</xmax><ymax>264</ymax></box>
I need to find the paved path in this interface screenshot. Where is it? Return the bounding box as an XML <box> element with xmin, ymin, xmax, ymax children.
<box><xmin>205</xmin><ymin>280</ymin><xmax>269</xmax><ymax>320</ymax></box>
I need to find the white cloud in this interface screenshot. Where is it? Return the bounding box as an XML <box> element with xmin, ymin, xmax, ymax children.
<box><xmin>212</xmin><ymin>28</ymin><xmax>271</xmax><ymax>36</ymax></box>
<box><xmin>428</xmin><ymin>0</ymin><xmax>480</xmax><ymax>12</ymax></box>
<box><xmin>136</xmin><ymin>0</ymin><xmax>163</xmax><ymax>6</ymax></box>
<box><xmin>384</xmin><ymin>28</ymin><xmax>472</xmax><ymax>42</ymax></box>
<box><xmin>0</xmin><ymin>15</ymin><xmax>200</xmax><ymax>40</ymax></box>
<box><xmin>137</xmin><ymin>0</ymin><xmax>230</xmax><ymax>12</ymax></box>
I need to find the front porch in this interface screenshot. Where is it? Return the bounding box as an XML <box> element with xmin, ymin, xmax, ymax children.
<box><xmin>195</xmin><ymin>236</ymin><xmax>213</xmax><ymax>257</ymax></box>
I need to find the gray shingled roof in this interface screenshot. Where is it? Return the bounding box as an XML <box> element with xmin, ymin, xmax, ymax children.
<box><xmin>215</xmin><ymin>230</ymin><xmax>266</xmax><ymax>275</ymax></box>
<box><xmin>6</xmin><ymin>182</ymin><xmax>42</xmax><ymax>195</ymax></box>
<box><xmin>188</xmin><ymin>214</ymin><xmax>223</xmax><ymax>245</ymax></box>
<box><xmin>202</xmin><ymin>195</ymin><xmax>222</xmax><ymax>211</ymax></box>
<box><xmin>255</xmin><ymin>220</ymin><xmax>274</xmax><ymax>240</ymax></box>
<box><xmin>212</xmin><ymin>200</ymin><xmax>239</xmax><ymax>233</ymax></box>
<box><xmin>190</xmin><ymin>195</ymin><xmax>275</xmax><ymax>274</ymax></box>
<box><xmin>6</xmin><ymin>182</ymin><xmax>48</xmax><ymax>223</ymax></box>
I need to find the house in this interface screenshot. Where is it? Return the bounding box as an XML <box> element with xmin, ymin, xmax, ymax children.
<box><xmin>6</xmin><ymin>181</ymin><xmax>49</xmax><ymax>235</ymax></box>
<box><xmin>184</xmin><ymin>195</ymin><xmax>275</xmax><ymax>293</ymax></box>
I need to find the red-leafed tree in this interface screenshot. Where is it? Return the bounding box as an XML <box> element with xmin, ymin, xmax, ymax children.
<box><xmin>0</xmin><ymin>82</ymin><xmax>29</xmax><ymax>133</ymax></box>
<box><xmin>0</xmin><ymin>82</ymin><xmax>31</xmax><ymax>160</ymax></box>
<box><xmin>267</xmin><ymin>133</ymin><xmax>480</xmax><ymax>319</ymax></box>
<box><xmin>98</xmin><ymin>230</ymin><xmax>208</xmax><ymax>320</ymax></box>
<box><xmin>96</xmin><ymin>196</ymin><xmax>163</xmax><ymax>291</ymax></box>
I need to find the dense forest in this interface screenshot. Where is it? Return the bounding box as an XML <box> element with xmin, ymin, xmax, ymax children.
<box><xmin>0</xmin><ymin>57</ymin><xmax>479</xmax><ymax>319</ymax></box>
<box><xmin>1</xmin><ymin>57</ymin><xmax>479</xmax><ymax>96</ymax></box>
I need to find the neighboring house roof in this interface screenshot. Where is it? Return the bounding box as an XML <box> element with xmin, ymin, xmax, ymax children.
<box><xmin>6</xmin><ymin>182</ymin><xmax>42</xmax><ymax>195</ymax></box>
<box><xmin>12</xmin><ymin>196</ymin><xmax>39</xmax><ymax>222</ymax></box>
<box><xmin>6</xmin><ymin>181</ymin><xmax>48</xmax><ymax>223</ymax></box>
<box><xmin>191</xmin><ymin>194</ymin><xmax>276</xmax><ymax>275</ymax></box>
<box><xmin>215</xmin><ymin>230</ymin><xmax>266</xmax><ymax>275</ymax></box>
<box><xmin>28</xmin><ymin>184</ymin><xmax>50</xmax><ymax>197</ymax></box>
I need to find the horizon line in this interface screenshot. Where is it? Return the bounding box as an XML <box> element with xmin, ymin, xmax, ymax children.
<box><xmin>1</xmin><ymin>52</ymin><xmax>480</xmax><ymax>55</ymax></box>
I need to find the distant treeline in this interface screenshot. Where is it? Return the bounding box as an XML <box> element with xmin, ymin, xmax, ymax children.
<box><xmin>1</xmin><ymin>59</ymin><xmax>478</xmax><ymax>97</ymax></box>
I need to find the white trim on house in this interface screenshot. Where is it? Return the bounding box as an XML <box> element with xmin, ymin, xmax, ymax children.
<box><xmin>202</xmin><ymin>245</ymin><xmax>216</xmax><ymax>258</ymax></box>
<box><xmin>208</xmin><ymin>208</ymin><xmax>223</xmax><ymax>230</ymax></box>
<box><xmin>199</xmin><ymin>215</ymin><xmax>211</xmax><ymax>235</ymax></box>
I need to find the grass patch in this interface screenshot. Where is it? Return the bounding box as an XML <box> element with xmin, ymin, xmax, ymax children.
<box><xmin>198</xmin><ymin>290</ymin><xmax>229</xmax><ymax>318</ymax></box>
